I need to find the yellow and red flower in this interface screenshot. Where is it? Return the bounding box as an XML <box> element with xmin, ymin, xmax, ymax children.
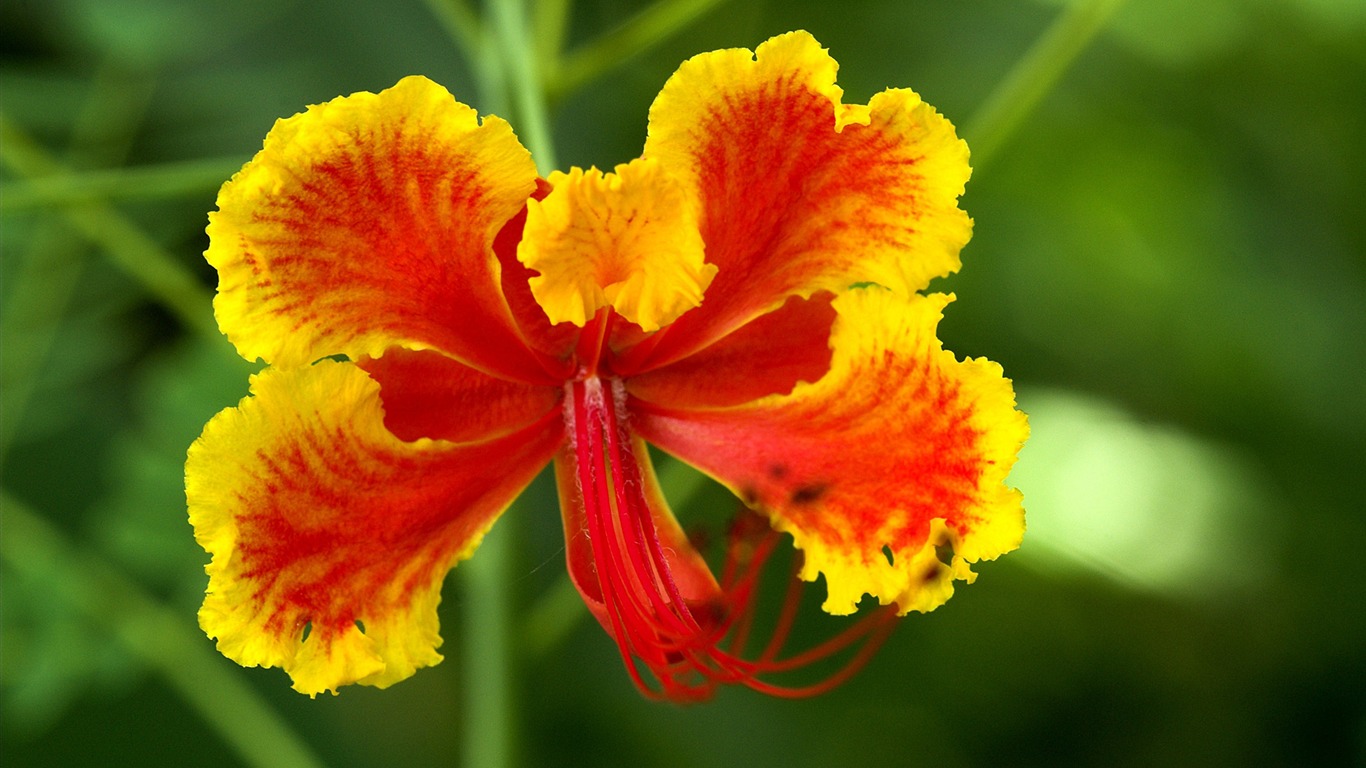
<box><xmin>187</xmin><ymin>31</ymin><xmax>1028</xmax><ymax>701</ymax></box>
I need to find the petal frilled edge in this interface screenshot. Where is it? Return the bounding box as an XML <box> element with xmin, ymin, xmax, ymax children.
<box><xmin>638</xmin><ymin>30</ymin><xmax>972</xmax><ymax>367</ymax></box>
<box><xmin>206</xmin><ymin>75</ymin><xmax>551</xmax><ymax>383</ymax></box>
<box><xmin>631</xmin><ymin>289</ymin><xmax>1027</xmax><ymax>616</ymax></box>
<box><xmin>187</xmin><ymin>361</ymin><xmax>561</xmax><ymax>696</ymax></box>
<box><xmin>518</xmin><ymin>158</ymin><xmax>715</xmax><ymax>332</ymax></box>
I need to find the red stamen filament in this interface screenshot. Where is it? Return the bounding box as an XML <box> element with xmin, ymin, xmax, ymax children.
<box><xmin>569</xmin><ymin>376</ymin><xmax>896</xmax><ymax>702</ymax></box>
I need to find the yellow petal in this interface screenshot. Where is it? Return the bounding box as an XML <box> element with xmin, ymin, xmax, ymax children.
<box><xmin>187</xmin><ymin>360</ymin><xmax>560</xmax><ymax>695</ymax></box>
<box><xmin>206</xmin><ymin>75</ymin><xmax>545</xmax><ymax>381</ymax></box>
<box><xmin>638</xmin><ymin>30</ymin><xmax>973</xmax><ymax>363</ymax></box>
<box><xmin>518</xmin><ymin>157</ymin><xmax>716</xmax><ymax>332</ymax></box>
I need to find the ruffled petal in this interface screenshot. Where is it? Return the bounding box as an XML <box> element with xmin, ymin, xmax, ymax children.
<box><xmin>631</xmin><ymin>289</ymin><xmax>1026</xmax><ymax>616</ymax></box>
<box><xmin>640</xmin><ymin>31</ymin><xmax>972</xmax><ymax>365</ymax></box>
<box><xmin>206</xmin><ymin>75</ymin><xmax>550</xmax><ymax>383</ymax></box>
<box><xmin>518</xmin><ymin>158</ymin><xmax>716</xmax><ymax>332</ymax></box>
<box><xmin>187</xmin><ymin>361</ymin><xmax>561</xmax><ymax>695</ymax></box>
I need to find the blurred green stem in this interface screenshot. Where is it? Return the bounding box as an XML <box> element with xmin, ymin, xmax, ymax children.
<box><xmin>490</xmin><ymin>0</ymin><xmax>556</xmax><ymax>171</ymax></box>
<box><xmin>964</xmin><ymin>0</ymin><xmax>1129</xmax><ymax>170</ymax></box>
<box><xmin>1</xmin><ymin>63</ymin><xmax>156</xmax><ymax>460</ymax></box>
<box><xmin>420</xmin><ymin>0</ymin><xmax>484</xmax><ymax>62</ymax></box>
<box><xmin>518</xmin><ymin>573</ymin><xmax>584</xmax><ymax>659</ymax></box>
<box><xmin>0</xmin><ymin>156</ymin><xmax>244</xmax><ymax>210</ymax></box>
<box><xmin>532</xmin><ymin>0</ymin><xmax>571</xmax><ymax>67</ymax></box>
<box><xmin>461</xmin><ymin>517</ymin><xmax>518</xmax><ymax>768</ymax></box>
<box><xmin>0</xmin><ymin>118</ymin><xmax>217</xmax><ymax>339</ymax></box>
<box><xmin>0</xmin><ymin>494</ymin><xmax>324</xmax><ymax>768</ymax></box>
<box><xmin>545</xmin><ymin>0</ymin><xmax>726</xmax><ymax>102</ymax></box>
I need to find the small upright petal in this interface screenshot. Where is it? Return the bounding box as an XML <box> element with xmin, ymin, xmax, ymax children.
<box><xmin>207</xmin><ymin>76</ymin><xmax>547</xmax><ymax>382</ymax></box>
<box><xmin>187</xmin><ymin>361</ymin><xmax>561</xmax><ymax>695</ymax></box>
<box><xmin>518</xmin><ymin>158</ymin><xmax>715</xmax><ymax>332</ymax></box>
<box><xmin>640</xmin><ymin>30</ymin><xmax>972</xmax><ymax>364</ymax></box>
<box><xmin>633</xmin><ymin>289</ymin><xmax>1027</xmax><ymax>616</ymax></box>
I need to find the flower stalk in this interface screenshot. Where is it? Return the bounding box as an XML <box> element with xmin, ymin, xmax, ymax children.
<box><xmin>965</xmin><ymin>0</ymin><xmax>1130</xmax><ymax>169</ymax></box>
<box><xmin>0</xmin><ymin>495</ymin><xmax>324</xmax><ymax>768</ymax></box>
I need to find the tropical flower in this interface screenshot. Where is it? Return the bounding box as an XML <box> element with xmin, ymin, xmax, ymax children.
<box><xmin>187</xmin><ymin>30</ymin><xmax>1028</xmax><ymax>702</ymax></box>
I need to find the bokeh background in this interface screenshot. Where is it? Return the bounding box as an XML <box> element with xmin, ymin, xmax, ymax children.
<box><xmin>3</xmin><ymin>0</ymin><xmax>1364</xmax><ymax>766</ymax></box>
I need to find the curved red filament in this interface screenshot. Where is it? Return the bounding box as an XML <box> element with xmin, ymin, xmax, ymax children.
<box><xmin>569</xmin><ymin>377</ymin><xmax>897</xmax><ymax>702</ymax></box>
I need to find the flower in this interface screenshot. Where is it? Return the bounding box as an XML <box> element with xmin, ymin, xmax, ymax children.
<box><xmin>187</xmin><ymin>30</ymin><xmax>1028</xmax><ymax>701</ymax></box>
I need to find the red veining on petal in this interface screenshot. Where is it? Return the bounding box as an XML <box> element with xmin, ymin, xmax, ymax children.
<box><xmin>566</xmin><ymin>375</ymin><xmax>896</xmax><ymax>701</ymax></box>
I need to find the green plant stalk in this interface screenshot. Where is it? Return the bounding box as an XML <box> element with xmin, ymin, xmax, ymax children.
<box><xmin>491</xmin><ymin>0</ymin><xmax>556</xmax><ymax>171</ymax></box>
<box><xmin>963</xmin><ymin>0</ymin><xmax>1129</xmax><ymax>170</ymax></box>
<box><xmin>419</xmin><ymin>0</ymin><xmax>485</xmax><ymax>62</ymax></box>
<box><xmin>460</xmin><ymin>516</ymin><xmax>518</xmax><ymax>768</ymax></box>
<box><xmin>0</xmin><ymin>118</ymin><xmax>218</xmax><ymax>339</ymax></box>
<box><xmin>0</xmin><ymin>494</ymin><xmax>325</xmax><ymax>768</ymax></box>
<box><xmin>0</xmin><ymin>225</ymin><xmax>88</xmax><ymax>459</ymax></box>
<box><xmin>532</xmin><ymin>0</ymin><xmax>572</xmax><ymax>69</ymax></box>
<box><xmin>1</xmin><ymin>63</ymin><xmax>156</xmax><ymax>459</ymax></box>
<box><xmin>518</xmin><ymin>574</ymin><xmax>584</xmax><ymax>660</ymax></box>
<box><xmin>546</xmin><ymin>0</ymin><xmax>727</xmax><ymax>102</ymax></box>
<box><xmin>0</xmin><ymin>156</ymin><xmax>245</xmax><ymax>210</ymax></box>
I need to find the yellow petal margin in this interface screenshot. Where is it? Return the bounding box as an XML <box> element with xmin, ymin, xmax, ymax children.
<box><xmin>187</xmin><ymin>361</ymin><xmax>560</xmax><ymax>695</ymax></box>
<box><xmin>638</xmin><ymin>30</ymin><xmax>972</xmax><ymax>361</ymax></box>
<box><xmin>206</xmin><ymin>76</ymin><xmax>545</xmax><ymax>381</ymax></box>
<box><xmin>633</xmin><ymin>288</ymin><xmax>1027</xmax><ymax>615</ymax></box>
<box><xmin>518</xmin><ymin>158</ymin><xmax>715</xmax><ymax>332</ymax></box>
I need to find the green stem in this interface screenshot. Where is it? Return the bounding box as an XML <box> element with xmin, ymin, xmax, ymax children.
<box><xmin>0</xmin><ymin>118</ymin><xmax>218</xmax><ymax>339</ymax></box>
<box><xmin>460</xmin><ymin>517</ymin><xmax>518</xmax><ymax>768</ymax></box>
<box><xmin>0</xmin><ymin>224</ymin><xmax>87</xmax><ymax>460</ymax></box>
<box><xmin>0</xmin><ymin>494</ymin><xmax>325</xmax><ymax>768</ymax></box>
<box><xmin>419</xmin><ymin>0</ymin><xmax>485</xmax><ymax>62</ymax></box>
<box><xmin>545</xmin><ymin>0</ymin><xmax>726</xmax><ymax>102</ymax></box>
<box><xmin>1</xmin><ymin>63</ymin><xmax>156</xmax><ymax>460</ymax></box>
<box><xmin>519</xmin><ymin>573</ymin><xmax>585</xmax><ymax>660</ymax></box>
<box><xmin>531</xmin><ymin>0</ymin><xmax>572</xmax><ymax>69</ymax></box>
<box><xmin>0</xmin><ymin>156</ymin><xmax>244</xmax><ymax>210</ymax></box>
<box><xmin>490</xmin><ymin>0</ymin><xmax>556</xmax><ymax>171</ymax></box>
<box><xmin>963</xmin><ymin>0</ymin><xmax>1129</xmax><ymax>170</ymax></box>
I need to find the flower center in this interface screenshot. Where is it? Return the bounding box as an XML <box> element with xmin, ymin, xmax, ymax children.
<box><xmin>566</xmin><ymin>373</ymin><xmax>897</xmax><ymax>701</ymax></box>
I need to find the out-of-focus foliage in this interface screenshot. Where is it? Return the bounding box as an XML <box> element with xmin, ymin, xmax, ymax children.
<box><xmin>2</xmin><ymin>0</ymin><xmax>1362</xmax><ymax>766</ymax></box>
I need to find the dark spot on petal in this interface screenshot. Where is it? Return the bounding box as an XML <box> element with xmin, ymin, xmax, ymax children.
<box><xmin>767</xmin><ymin>463</ymin><xmax>789</xmax><ymax>480</ymax></box>
<box><xmin>881</xmin><ymin>545</ymin><xmax>895</xmax><ymax>566</ymax></box>
<box><xmin>790</xmin><ymin>482</ymin><xmax>829</xmax><ymax>505</ymax></box>
<box><xmin>355</xmin><ymin>619</ymin><xmax>367</xmax><ymax>634</ymax></box>
<box><xmin>300</xmin><ymin>621</ymin><xmax>313</xmax><ymax>643</ymax></box>
<box><xmin>740</xmin><ymin>485</ymin><xmax>760</xmax><ymax>507</ymax></box>
<box><xmin>921</xmin><ymin>563</ymin><xmax>944</xmax><ymax>584</ymax></box>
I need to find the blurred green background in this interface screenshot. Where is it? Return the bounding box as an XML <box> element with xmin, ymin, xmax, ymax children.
<box><xmin>3</xmin><ymin>0</ymin><xmax>1363</xmax><ymax>766</ymax></box>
